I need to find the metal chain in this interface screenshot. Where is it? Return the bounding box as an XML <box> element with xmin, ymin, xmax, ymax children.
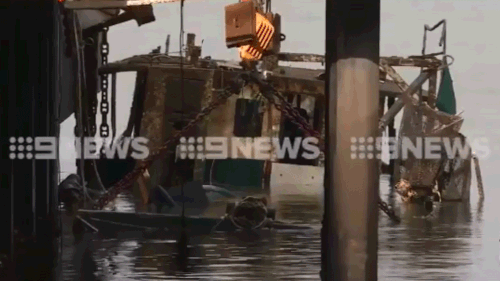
<box><xmin>93</xmin><ymin>81</ymin><xmax>243</xmax><ymax>210</ymax></box>
<box><xmin>251</xmin><ymin>74</ymin><xmax>401</xmax><ymax>223</ymax></box>
<box><xmin>90</xmin><ymin>33</ymin><xmax>98</xmax><ymax>136</ymax></box>
<box><xmin>100</xmin><ymin>28</ymin><xmax>110</xmax><ymax>139</ymax></box>
<box><xmin>377</xmin><ymin>198</ymin><xmax>401</xmax><ymax>223</ymax></box>
<box><xmin>265</xmin><ymin>92</ymin><xmax>325</xmax><ymax>150</ymax></box>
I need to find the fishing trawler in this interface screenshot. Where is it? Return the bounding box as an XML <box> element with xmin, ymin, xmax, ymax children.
<box><xmin>58</xmin><ymin>0</ymin><xmax>482</xmax><ymax>235</ymax></box>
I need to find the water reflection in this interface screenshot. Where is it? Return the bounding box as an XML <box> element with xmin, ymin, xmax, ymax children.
<box><xmin>62</xmin><ymin>182</ymin><xmax>488</xmax><ymax>281</ymax></box>
<box><xmin>72</xmin><ymin>235</ymin><xmax>99</xmax><ymax>281</ymax></box>
<box><xmin>380</xmin><ymin>199</ymin><xmax>480</xmax><ymax>280</ymax></box>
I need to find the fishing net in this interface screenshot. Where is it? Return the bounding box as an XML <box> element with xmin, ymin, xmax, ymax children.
<box><xmin>395</xmin><ymin>102</ymin><xmax>464</xmax><ymax>189</ymax></box>
<box><xmin>437</xmin><ymin>133</ymin><xmax>472</xmax><ymax>201</ymax></box>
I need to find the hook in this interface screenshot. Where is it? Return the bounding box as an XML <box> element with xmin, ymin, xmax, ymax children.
<box><xmin>438</xmin><ymin>54</ymin><xmax>454</xmax><ymax>70</ymax></box>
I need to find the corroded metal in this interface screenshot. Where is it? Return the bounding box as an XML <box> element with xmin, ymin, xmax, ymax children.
<box><xmin>381</xmin><ymin>56</ymin><xmax>442</xmax><ymax>68</ymax></box>
<box><xmin>267</xmin><ymin>73</ymin><xmax>324</xmax><ymax>98</ymax></box>
<box><xmin>93</xmin><ymin>79</ymin><xmax>244</xmax><ymax>209</ymax></box>
<box><xmin>224</xmin><ymin>1</ymin><xmax>257</xmax><ymax>48</ymax></box>
<box><xmin>277</xmin><ymin>52</ymin><xmax>325</xmax><ymax>63</ymax></box>
<box><xmin>140</xmin><ymin>68</ymin><xmax>167</xmax><ymax>150</ymax></box>
<box><xmin>380</xmin><ymin>61</ymin><xmax>409</xmax><ymax>92</ymax></box>
<box><xmin>229</xmin><ymin>196</ymin><xmax>268</xmax><ymax>230</ymax></box>
<box><xmin>425</xmin><ymin>70</ymin><xmax>438</xmax><ymax>134</ymax></box>
<box><xmin>378</xmin><ymin>71</ymin><xmax>431</xmax><ymax>131</ymax></box>
<box><xmin>277</xmin><ymin>52</ymin><xmax>442</xmax><ymax>68</ymax></box>
<box><xmin>427</xmin><ymin>70</ymin><xmax>438</xmax><ymax>108</ymax></box>
<box><xmin>98</xmin><ymin>54</ymin><xmax>405</xmax><ymax>100</ymax></box>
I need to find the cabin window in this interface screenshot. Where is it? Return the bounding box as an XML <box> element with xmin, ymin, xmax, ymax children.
<box><xmin>233</xmin><ymin>98</ymin><xmax>263</xmax><ymax>137</ymax></box>
<box><xmin>279</xmin><ymin>94</ymin><xmax>317</xmax><ymax>166</ymax></box>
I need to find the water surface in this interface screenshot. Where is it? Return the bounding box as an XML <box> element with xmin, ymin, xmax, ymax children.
<box><xmin>61</xmin><ymin>172</ymin><xmax>498</xmax><ymax>280</ymax></box>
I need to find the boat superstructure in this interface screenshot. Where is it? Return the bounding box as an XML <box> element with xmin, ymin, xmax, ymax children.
<box><xmin>60</xmin><ymin>1</ymin><xmax>482</xmax><ymax>229</ymax></box>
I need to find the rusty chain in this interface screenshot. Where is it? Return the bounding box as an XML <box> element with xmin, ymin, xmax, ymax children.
<box><xmin>92</xmin><ymin>76</ymin><xmax>245</xmax><ymax>210</ymax></box>
<box><xmin>246</xmin><ymin>73</ymin><xmax>401</xmax><ymax>223</ymax></box>
<box><xmin>100</xmin><ymin>28</ymin><xmax>110</xmax><ymax>139</ymax></box>
<box><xmin>377</xmin><ymin>198</ymin><xmax>401</xmax><ymax>223</ymax></box>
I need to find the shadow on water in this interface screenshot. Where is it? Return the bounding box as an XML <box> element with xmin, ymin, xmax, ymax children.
<box><xmin>72</xmin><ymin>235</ymin><xmax>99</xmax><ymax>281</ymax></box>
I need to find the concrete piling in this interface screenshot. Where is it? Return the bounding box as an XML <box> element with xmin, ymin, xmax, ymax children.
<box><xmin>322</xmin><ymin>0</ymin><xmax>380</xmax><ymax>280</ymax></box>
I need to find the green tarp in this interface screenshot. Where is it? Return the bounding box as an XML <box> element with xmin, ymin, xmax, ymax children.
<box><xmin>435</xmin><ymin>67</ymin><xmax>457</xmax><ymax>115</ymax></box>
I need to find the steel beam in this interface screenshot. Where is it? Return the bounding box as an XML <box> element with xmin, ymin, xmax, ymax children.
<box><xmin>277</xmin><ymin>52</ymin><xmax>442</xmax><ymax>69</ymax></box>
<box><xmin>378</xmin><ymin>71</ymin><xmax>431</xmax><ymax>131</ymax></box>
<box><xmin>277</xmin><ymin>52</ymin><xmax>326</xmax><ymax>63</ymax></box>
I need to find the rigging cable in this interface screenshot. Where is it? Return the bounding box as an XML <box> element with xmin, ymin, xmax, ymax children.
<box><xmin>75</xmin><ymin>16</ymin><xmax>107</xmax><ymax>194</ymax></box>
<box><xmin>57</xmin><ymin>4</ymin><xmax>64</xmax><ymax>255</ymax></box>
<box><xmin>74</xmin><ymin>14</ymin><xmax>104</xmax><ymax>206</ymax></box>
<box><xmin>77</xmin><ymin>26</ymin><xmax>107</xmax><ymax>196</ymax></box>
<box><xmin>179</xmin><ymin>0</ymin><xmax>186</xmax><ymax>228</ymax></box>
<box><xmin>73</xmin><ymin>14</ymin><xmax>89</xmax><ymax>206</ymax></box>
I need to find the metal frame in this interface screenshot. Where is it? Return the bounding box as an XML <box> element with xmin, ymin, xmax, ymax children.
<box><xmin>422</xmin><ymin>19</ymin><xmax>446</xmax><ymax>57</ymax></box>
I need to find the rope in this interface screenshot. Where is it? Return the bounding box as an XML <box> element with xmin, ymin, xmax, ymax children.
<box><xmin>73</xmin><ymin>13</ymin><xmax>91</xmax><ymax>206</ymax></box>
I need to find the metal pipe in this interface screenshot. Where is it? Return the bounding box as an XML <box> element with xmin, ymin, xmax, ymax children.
<box><xmin>323</xmin><ymin>0</ymin><xmax>380</xmax><ymax>280</ymax></box>
<box><xmin>387</xmin><ymin>97</ymin><xmax>396</xmax><ymax>179</ymax></box>
<box><xmin>472</xmin><ymin>154</ymin><xmax>484</xmax><ymax>200</ymax></box>
<box><xmin>165</xmin><ymin>34</ymin><xmax>170</xmax><ymax>55</ymax></box>
<box><xmin>378</xmin><ymin>71</ymin><xmax>431</xmax><ymax>131</ymax></box>
<box><xmin>111</xmin><ymin>73</ymin><xmax>117</xmax><ymax>142</ymax></box>
<box><xmin>422</xmin><ymin>19</ymin><xmax>446</xmax><ymax>57</ymax></box>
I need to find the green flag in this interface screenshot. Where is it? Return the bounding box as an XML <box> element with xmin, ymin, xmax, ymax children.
<box><xmin>435</xmin><ymin>67</ymin><xmax>457</xmax><ymax>115</ymax></box>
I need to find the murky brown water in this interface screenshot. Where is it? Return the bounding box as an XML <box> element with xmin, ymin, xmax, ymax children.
<box><xmin>61</xmin><ymin>173</ymin><xmax>496</xmax><ymax>281</ymax></box>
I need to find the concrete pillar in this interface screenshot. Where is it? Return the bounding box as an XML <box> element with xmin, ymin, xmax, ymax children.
<box><xmin>322</xmin><ymin>0</ymin><xmax>380</xmax><ymax>280</ymax></box>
